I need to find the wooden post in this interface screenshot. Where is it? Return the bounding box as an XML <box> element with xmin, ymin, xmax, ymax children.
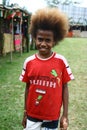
<box><xmin>10</xmin><ymin>17</ymin><xmax>14</xmax><ymax>62</ymax></box>
<box><xmin>20</xmin><ymin>15</ymin><xmax>22</xmax><ymax>56</ymax></box>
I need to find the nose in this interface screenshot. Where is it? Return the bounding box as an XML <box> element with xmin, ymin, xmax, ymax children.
<box><xmin>41</xmin><ymin>40</ymin><xmax>46</xmax><ymax>46</ymax></box>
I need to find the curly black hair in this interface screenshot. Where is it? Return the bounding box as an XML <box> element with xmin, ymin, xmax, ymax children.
<box><xmin>29</xmin><ymin>7</ymin><xmax>69</xmax><ymax>44</ymax></box>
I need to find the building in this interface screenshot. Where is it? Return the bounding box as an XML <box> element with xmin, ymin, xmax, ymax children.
<box><xmin>58</xmin><ymin>3</ymin><xmax>87</xmax><ymax>37</ymax></box>
<box><xmin>0</xmin><ymin>4</ymin><xmax>31</xmax><ymax>55</ymax></box>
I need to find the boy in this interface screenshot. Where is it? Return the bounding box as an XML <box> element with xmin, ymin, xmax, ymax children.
<box><xmin>19</xmin><ymin>8</ymin><xmax>74</xmax><ymax>130</ymax></box>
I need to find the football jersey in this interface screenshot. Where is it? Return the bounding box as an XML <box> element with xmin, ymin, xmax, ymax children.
<box><xmin>19</xmin><ymin>52</ymin><xmax>74</xmax><ymax>120</ymax></box>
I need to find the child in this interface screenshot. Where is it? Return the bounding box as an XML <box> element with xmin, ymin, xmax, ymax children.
<box><xmin>19</xmin><ymin>8</ymin><xmax>74</xmax><ymax>130</ymax></box>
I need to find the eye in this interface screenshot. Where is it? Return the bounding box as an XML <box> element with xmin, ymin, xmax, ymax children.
<box><xmin>37</xmin><ymin>37</ymin><xmax>43</xmax><ymax>42</ymax></box>
<box><xmin>45</xmin><ymin>38</ymin><xmax>51</xmax><ymax>43</ymax></box>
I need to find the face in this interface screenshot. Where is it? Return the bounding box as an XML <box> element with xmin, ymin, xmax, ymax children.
<box><xmin>35</xmin><ymin>29</ymin><xmax>55</xmax><ymax>58</ymax></box>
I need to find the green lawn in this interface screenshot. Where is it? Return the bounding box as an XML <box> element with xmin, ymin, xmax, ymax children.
<box><xmin>0</xmin><ymin>38</ymin><xmax>87</xmax><ymax>130</ymax></box>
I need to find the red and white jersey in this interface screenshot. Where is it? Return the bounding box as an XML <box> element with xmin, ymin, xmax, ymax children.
<box><xmin>19</xmin><ymin>52</ymin><xmax>74</xmax><ymax>120</ymax></box>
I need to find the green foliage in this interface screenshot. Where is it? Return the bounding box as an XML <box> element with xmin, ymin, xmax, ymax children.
<box><xmin>45</xmin><ymin>0</ymin><xmax>60</xmax><ymax>7</ymax></box>
<box><xmin>45</xmin><ymin>0</ymin><xmax>80</xmax><ymax>7</ymax></box>
<box><xmin>0</xmin><ymin>38</ymin><xmax>87</xmax><ymax>130</ymax></box>
<box><xmin>2</xmin><ymin>0</ymin><xmax>9</xmax><ymax>5</ymax></box>
<box><xmin>45</xmin><ymin>0</ymin><xmax>73</xmax><ymax>7</ymax></box>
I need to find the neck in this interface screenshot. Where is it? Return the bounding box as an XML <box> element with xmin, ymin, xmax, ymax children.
<box><xmin>37</xmin><ymin>51</ymin><xmax>53</xmax><ymax>59</ymax></box>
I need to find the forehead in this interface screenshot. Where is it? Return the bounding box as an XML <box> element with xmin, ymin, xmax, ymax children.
<box><xmin>36</xmin><ymin>29</ymin><xmax>54</xmax><ymax>38</ymax></box>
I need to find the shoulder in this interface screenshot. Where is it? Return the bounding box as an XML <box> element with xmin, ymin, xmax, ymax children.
<box><xmin>24</xmin><ymin>54</ymin><xmax>36</xmax><ymax>66</ymax></box>
<box><xmin>54</xmin><ymin>53</ymin><xmax>69</xmax><ymax>66</ymax></box>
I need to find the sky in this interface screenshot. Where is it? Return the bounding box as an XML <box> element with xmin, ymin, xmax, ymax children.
<box><xmin>0</xmin><ymin>0</ymin><xmax>87</xmax><ymax>13</ymax></box>
<box><xmin>9</xmin><ymin>0</ymin><xmax>47</xmax><ymax>13</ymax></box>
<box><xmin>0</xmin><ymin>0</ymin><xmax>47</xmax><ymax>13</ymax></box>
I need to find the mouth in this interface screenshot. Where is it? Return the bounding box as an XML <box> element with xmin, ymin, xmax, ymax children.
<box><xmin>39</xmin><ymin>47</ymin><xmax>48</xmax><ymax>51</ymax></box>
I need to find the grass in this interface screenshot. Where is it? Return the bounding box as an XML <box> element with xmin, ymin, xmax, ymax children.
<box><xmin>0</xmin><ymin>38</ymin><xmax>87</xmax><ymax>130</ymax></box>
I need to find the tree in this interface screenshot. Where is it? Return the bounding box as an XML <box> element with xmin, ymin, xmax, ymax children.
<box><xmin>2</xmin><ymin>0</ymin><xmax>10</xmax><ymax>6</ymax></box>
<box><xmin>45</xmin><ymin>0</ymin><xmax>80</xmax><ymax>7</ymax></box>
<box><xmin>45</xmin><ymin>0</ymin><xmax>61</xmax><ymax>7</ymax></box>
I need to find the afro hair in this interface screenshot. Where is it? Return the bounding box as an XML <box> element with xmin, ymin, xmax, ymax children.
<box><xmin>29</xmin><ymin>7</ymin><xmax>69</xmax><ymax>44</ymax></box>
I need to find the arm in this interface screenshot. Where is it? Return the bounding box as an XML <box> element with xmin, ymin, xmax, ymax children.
<box><xmin>60</xmin><ymin>83</ymin><xmax>69</xmax><ymax>130</ymax></box>
<box><xmin>22</xmin><ymin>83</ymin><xmax>30</xmax><ymax>128</ymax></box>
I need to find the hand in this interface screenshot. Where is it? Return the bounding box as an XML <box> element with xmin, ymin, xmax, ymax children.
<box><xmin>22</xmin><ymin>112</ymin><xmax>27</xmax><ymax>128</ymax></box>
<box><xmin>60</xmin><ymin>116</ymin><xmax>68</xmax><ymax>130</ymax></box>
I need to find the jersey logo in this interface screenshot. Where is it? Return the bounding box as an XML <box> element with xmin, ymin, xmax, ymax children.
<box><xmin>51</xmin><ymin>69</ymin><xmax>61</xmax><ymax>85</ymax></box>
